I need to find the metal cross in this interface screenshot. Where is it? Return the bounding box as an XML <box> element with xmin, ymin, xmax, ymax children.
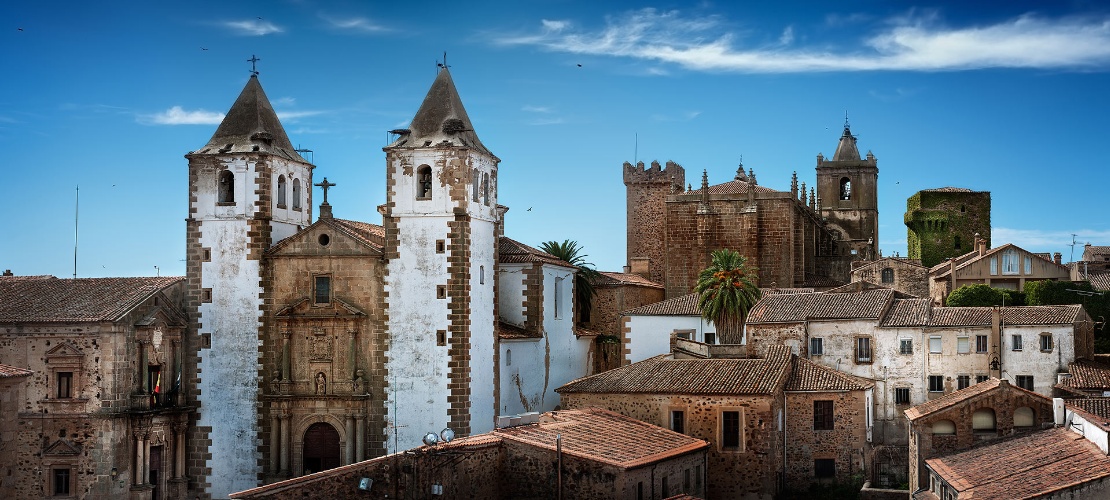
<box><xmin>248</xmin><ymin>55</ymin><xmax>261</xmax><ymax>76</ymax></box>
<box><xmin>314</xmin><ymin>177</ymin><xmax>336</xmax><ymax>204</ymax></box>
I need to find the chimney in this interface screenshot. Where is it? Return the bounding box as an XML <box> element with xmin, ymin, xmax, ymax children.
<box><xmin>630</xmin><ymin>257</ymin><xmax>651</xmax><ymax>279</ymax></box>
<box><xmin>1054</xmin><ymin>252</ymin><xmax>1062</xmax><ymax>265</ymax></box>
<box><xmin>2</xmin><ymin>269</ymin><xmax>12</xmax><ymax>276</ymax></box>
<box><xmin>975</xmin><ymin>233</ymin><xmax>987</xmax><ymax>256</ymax></box>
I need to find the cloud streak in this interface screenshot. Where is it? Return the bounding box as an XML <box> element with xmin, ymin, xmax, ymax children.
<box><xmin>321</xmin><ymin>15</ymin><xmax>390</xmax><ymax>33</ymax></box>
<box><xmin>140</xmin><ymin>106</ymin><xmax>224</xmax><ymax>125</ymax></box>
<box><xmin>495</xmin><ymin>9</ymin><xmax>1110</xmax><ymax>73</ymax></box>
<box><xmin>224</xmin><ymin>20</ymin><xmax>283</xmax><ymax>36</ymax></box>
<box><xmin>992</xmin><ymin>227</ymin><xmax>1110</xmax><ymax>254</ymax></box>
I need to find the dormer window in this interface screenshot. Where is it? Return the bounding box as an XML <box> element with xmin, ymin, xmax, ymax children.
<box><xmin>218</xmin><ymin>170</ymin><xmax>235</xmax><ymax>204</ymax></box>
<box><xmin>417</xmin><ymin>165</ymin><xmax>433</xmax><ymax>199</ymax></box>
<box><xmin>839</xmin><ymin>177</ymin><xmax>851</xmax><ymax>200</ymax></box>
<box><xmin>277</xmin><ymin>175</ymin><xmax>287</xmax><ymax>207</ymax></box>
<box><xmin>292</xmin><ymin>178</ymin><xmax>302</xmax><ymax>210</ymax></box>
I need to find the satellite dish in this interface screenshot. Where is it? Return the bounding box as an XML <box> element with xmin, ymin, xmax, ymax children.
<box><xmin>422</xmin><ymin>432</ymin><xmax>439</xmax><ymax>447</ymax></box>
<box><xmin>440</xmin><ymin>428</ymin><xmax>455</xmax><ymax>443</ymax></box>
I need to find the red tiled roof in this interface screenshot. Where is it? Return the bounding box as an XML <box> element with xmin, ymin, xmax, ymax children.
<box><xmin>0</xmin><ymin>276</ymin><xmax>183</xmax><ymax>323</ymax></box>
<box><xmin>689</xmin><ymin>180</ymin><xmax>780</xmax><ymax>196</ymax></box>
<box><xmin>880</xmin><ymin>299</ymin><xmax>931</xmax><ymax>327</ymax></box>
<box><xmin>498</xmin><ymin>238</ymin><xmax>577</xmax><ymax>269</ymax></box>
<box><xmin>497</xmin><ymin>320</ymin><xmax>542</xmax><ymax>340</ymax></box>
<box><xmin>926</xmin><ymin>305</ymin><xmax>1082</xmax><ymax>327</ymax></box>
<box><xmin>931</xmin><ymin>243</ymin><xmax>1069</xmax><ymax>279</ymax></box>
<box><xmin>557</xmin><ymin>348</ymin><xmax>792</xmax><ymax>395</ymax></box>
<box><xmin>622</xmin><ymin>293</ymin><xmax>700</xmax><ymax>316</ymax></box>
<box><xmin>574</xmin><ymin>325</ymin><xmax>603</xmax><ymax>337</ymax></box>
<box><xmin>1066</xmin><ymin>398</ymin><xmax>1110</xmax><ymax>431</ymax></box>
<box><xmin>763</xmin><ymin>288</ymin><xmax>815</xmax><ymax>295</ymax></box>
<box><xmin>746</xmin><ymin>289</ymin><xmax>894</xmax><ymax>324</ymax></box>
<box><xmin>1087</xmin><ymin>272</ymin><xmax>1110</xmax><ymax>292</ymax></box>
<box><xmin>595</xmin><ymin>271</ymin><xmax>663</xmax><ymax>289</ymax></box>
<box><xmin>494</xmin><ymin>408</ymin><xmax>707</xmax><ymax>470</ymax></box>
<box><xmin>1060</xmin><ymin>359</ymin><xmax>1110</xmax><ymax>392</ymax></box>
<box><xmin>925</xmin><ymin>427</ymin><xmax>1110</xmax><ymax>499</ymax></box>
<box><xmin>785</xmin><ymin>356</ymin><xmax>873</xmax><ymax>392</ymax></box>
<box><xmin>331</xmin><ymin>218</ymin><xmax>385</xmax><ymax>250</ymax></box>
<box><xmin>904</xmin><ymin>378</ymin><xmax>1050</xmax><ymax>421</ymax></box>
<box><xmin>802</xmin><ymin>274</ymin><xmax>847</xmax><ymax>288</ymax></box>
<box><xmin>0</xmin><ymin>364</ymin><xmax>32</xmax><ymax>378</ymax></box>
<box><xmin>1083</xmin><ymin>245</ymin><xmax>1110</xmax><ymax>258</ymax></box>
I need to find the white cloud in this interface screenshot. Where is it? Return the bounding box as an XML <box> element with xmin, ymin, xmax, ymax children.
<box><xmin>522</xmin><ymin>105</ymin><xmax>552</xmax><ymax>113</ymax></box>
<box><xmin>140</xmin><ymin>106</ymin><xmax>224</xmax><ymax>125</ymax></box>
<box><xmin>276</xmin><ymin>110</ymin><xmax>324</xmax><ymax>122</ymax></box>
<box><xmin>274</xmin><ymin>96</ymin><xmax>296</xmax><ymax>106</ymax></box>
<box><xmin>992</xmin><ymin>227</ymin><xmax>1110</xmax><ymax>255</ymax></box>
<box><xmin>321</xmin><ymin>15</ymin><xmax>389</xmax><ymax>33</ymax></box>
<box><xmin>496</xmin><ymin>8</ymin><xmax>1110</xmax><ymax>73</ymax></box>
<box><xmin>528</xmin><ymin>117</ymin><xmax>565</xmax><ymax>126</ymax></box>
<box><xmin>224</xmin><ymin>20</ymin><xmax>283</xmax><ymax>36</ymax></box>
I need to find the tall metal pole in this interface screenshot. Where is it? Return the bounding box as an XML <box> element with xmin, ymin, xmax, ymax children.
<box><xmin>557</xmin><ymin>434</ymin><xmax>563</xmax><ymax>500</ymax></box>
<box><xmin>73</xmin><ymin>185</ymin><xmax>79</xmax><ymax>279</ymax></box>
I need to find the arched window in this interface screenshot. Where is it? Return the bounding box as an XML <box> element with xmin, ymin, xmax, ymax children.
<box><xmin>506</xmin><ymin>349</ymin><xmax>511</xmax><ymax>366</ymax></box>
<box><xmin>1014</xmin><ymin>407</ymin><xmax>1035</xmax><ymax>427</ymax></box>
<box><xmin>218</xmin><ymin>170</ymin><xmax>234</xmax><ymax>204</ymax></box>
<box><xmin>417</xmin><ymin>165</ymin><xmax>432</xmax><ymax>199</ymax></box>
<box><xmin>881</xmin><ymin>268</ymin><xmax>894</xmax><ymax>284</ymax></box>
<box><xmin>482</xmin><ymin>172</ymin><xmax>490</xmax><ymax>206</ymax></box>
<box><xmin>931</xmin><ymin>419</ymin><xmax>956</xmax><ymax>435</ymax></box>
<box><xmin>292</xmin><ymin>178</ymin><xmax>302</xmax><ymax>209</ymax></box>
<box><xmin>839</xmin><ymin>177</ymin><xmax>851</xmax><ymax>200</ymax></box>
<box><xmin>277</xmin><ymin>175</ymin><xmax>287</xmax><ymax>207</ymax></box>
<box><xmin>472</xmin><ymin>170</ymin><xmax>480</xmax><ymax>202</ymax></box>
<box><xmin>972</xmin><ymin>408</ymin><xmax>996</xmax><ymax>432</ymax></box>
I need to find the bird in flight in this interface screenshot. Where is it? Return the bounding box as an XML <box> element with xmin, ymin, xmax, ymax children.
<box><xmin>201</xmin><ymin>47</ymin><xmax>209</xmax><ymax>51</ymax></box>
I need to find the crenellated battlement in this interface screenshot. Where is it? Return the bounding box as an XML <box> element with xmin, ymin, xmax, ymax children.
<box><xmin>623</xmin><ymin>160</ymin><xmax>685</xmax><ymax>187</ymax></box>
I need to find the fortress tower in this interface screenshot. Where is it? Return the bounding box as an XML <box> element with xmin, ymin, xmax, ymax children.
<box><xmin>624</xmin><ymin>160</ymin><xmax>686</xmax><ymax>284</ymax></box>
<box><xmin>816</xmin><ymin>122</ymin><xmax>879</xmax><ymax>259</ymax></box>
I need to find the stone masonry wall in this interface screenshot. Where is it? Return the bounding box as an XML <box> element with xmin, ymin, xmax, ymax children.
<box><xmin>625</xmin><ymin>161</ymin><xmax>684</xmax><ymax>287</ymax></box>
<box><xmin>784</xmin><ymin>390</ymin><xmax>870</xmax><ymax>488</ymax></box>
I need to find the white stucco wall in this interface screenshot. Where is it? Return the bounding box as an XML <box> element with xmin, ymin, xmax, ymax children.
<box><xmin>497</xmin><ymin>263</ymin><xmax>527</xmax><ymax>326</ymax></box>
<box><xmin>624</xmin><ymin>315</ymin><xmax>710</xmax><ymax>364</ymax></box>
<box><xmin>1000</xmin><ymin>324</ymin><xmax>1074</xmax><ymax>395</ymax></box>
<box><xmin>468</xmin><ymin>221</ymin><xmax>497</xmax><ymax>435</ymax></box>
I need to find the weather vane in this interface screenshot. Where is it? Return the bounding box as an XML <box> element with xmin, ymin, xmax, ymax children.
<box><xmin>248</xmin><ymin>55</ymin><xmax>261</xmax><ymax>76</ymax></box>
<box><xmin>437</xmin><ymin>51</ymin><xmax>450</xmax><ymax>70</ymax></box>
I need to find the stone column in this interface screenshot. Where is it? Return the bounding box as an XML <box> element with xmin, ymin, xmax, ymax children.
<box><xmin>279</xmin><ymin>410</ymin><xmax>291</xmax><ymax>475</ymax></box>
<box><xmin>281</xmin><ymin>330</ymin><xmax>292</xmax><ymax>381</ymax></box>
<box><xmin>134</xmin><ymin>433</ymin><xmax>147</xmax><ymax>485</ymax></box>
<box><xmin>345</xmin><ymin>414</ymin><xmax>356</xmax><ymax>465</ymax></box>
<box><xmin>270</xmin><ymin>410</ymin><xmax>281</xmax><ymax>473</ymax></box>
<box><xmin>173</xmin><ymin>422</ymin><xmax>186</xmax><ymax>479</ymax></box>
<box><xmin>142</xmin><ymin>432</ymin><xmax>151</xmax><ymax>485</ymax></box>
<box><xmin>355</xmin><ymin>412</ymin><xmax>366</xmax><ymax>462</ymax></box>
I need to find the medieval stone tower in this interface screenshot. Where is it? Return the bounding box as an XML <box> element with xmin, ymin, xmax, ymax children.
<box><xmin>816</xmin><ymin>122</ymin><xmax>878</xmax><ymax>259</ymax></box>
<box><xmin>380</xmin><ymin>68</ymin><xmax>499</xmax><ymax>453</ymax></box>
<box><xmin>624</xmin><ymin>161</ymin><xmax>686</xmax><ymax>285</ymax></box>
<box><xmin>184</xmin><ymin>74</ymin><xmax>314</xmax><ymax>498</ymax></box>
<box><xmin>906</xmin><ymin>187</ymin><xmax>991</xmax><ymax>267</ymax></box>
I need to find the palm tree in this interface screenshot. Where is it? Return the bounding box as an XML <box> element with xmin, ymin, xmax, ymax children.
<box><xmin>695</xmin><ymin>249</ymin><xmax>761</xmax><ymax>345</ymax></box>
<box><xmin>539</xmin><ymin>240</ymin><xmax>600</xmax><ymax>325</ymax></box>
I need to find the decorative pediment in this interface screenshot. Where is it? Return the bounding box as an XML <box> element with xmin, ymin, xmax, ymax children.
<box><xmin>135</xmin><ymin>303</ymin><xmax>188</xmax><ymax>328</ymax></box>
<box><xmin>275</xmin><ymin>297</ymin><xmax>367</xmax><ymax>318</ymax></box>
<box><xmin>43</xmin><ymin>439</ymin><xmax>81</xmax><ymax>457</ymax></box>
<box><xmin>267</xmin><ymin>219</ymin><xmax>384</xmax><ymax>258</ymax></box>
<box><xmin>45</xmin><ymin>342</ymin><xmax>83</xmax><ymax>359</ymax></box>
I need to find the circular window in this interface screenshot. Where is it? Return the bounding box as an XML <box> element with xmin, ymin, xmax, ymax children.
<box><xmin>318</xmin><ymin>234</ymin><xmax>330</xmax><ymax>246</ymax></box>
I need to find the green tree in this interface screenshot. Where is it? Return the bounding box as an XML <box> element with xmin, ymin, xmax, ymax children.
<box><xmin>539</xmin><ymin>240</ymin><xmax>600</xmax><ymax>324</ymax></box>
<box><xmin>695</xmin><ymin>249</ymin><xmax>761</xmax><ymax>345</ymax></box>
<box><xmin>946</xmin><ymin>284</ymin><xmax>1005</xmax><ymax>307</ymax></box>
<box><xmin>1026</xmin><ymin>280</ymin><xmax>1110</xmax><ymax>351</ymax></box>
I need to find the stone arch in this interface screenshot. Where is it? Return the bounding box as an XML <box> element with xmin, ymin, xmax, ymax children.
<box><xmin>1014</xmin><ymin>406</ymin><xmax>1035</xmax><ymax>427</ymax></box>
<box><xmin>218</xmin><ymin>170</ymin><xmax>234</xmax><ymax>203</ymax></box>
<box><xmin>292</xmin><ymin>413</ymin><xmax>350</xmax><ymax>475</ymax></box>
<box><xmin>302</xmin><ymin>422</ymin><xmax>341</xmax><ymax>475</ymax></box>
<box><xmin>839</xmin><ymin>177</ymin><xmax>851</xmax><ymax>200</ymax></box>
<box><xmin>417</xmin><ymin>165</ymin><xmax>432</xmax><ymax>199</ymax></box>
<box><xmin>292</xmin><ymin>178</ymin><xmax>302</xmax><ymax>209</ymax></box>
<box><xmin>972</xmin><ymin>408</ymin><xmax>996</xmax><ymax>431</ymax></box>
<box><xmin>277</xmin><ymin>175</ymin><xmax>287</xmax><ymax>207</ymax></box>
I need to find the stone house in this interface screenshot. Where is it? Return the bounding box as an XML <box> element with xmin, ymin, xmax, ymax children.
<box><xmin>584</xmin><ymin>270</ymin><xmax>664</xmax><ymax>339</ymax></box>
<box><xmin>557</xmin><ymin>344</ymin><xmax>874</xmax><ymax>498</ymax></box>
<box><xmin>625</xmin><ymin>123</ymin><xmax>878</xmax><ymax>298</ymax></box>
<box><xmin>0</xmin><ymin>275</ymin><xmax>191</xmax><ymax>499</ymax></box>
<box><xmin>914</xmin><ymin>395</ymin><xmax>1110</xmax><ymax>499</ymax></box>
<box><xmin>928</xmin><ymin>238</ymin><xmax>1069</xmax><ymax>305</ymax></box>
<box><xmin>851</xmin><ymin>257</ymin><xmax>929</xmax><ymax>298</ymax></box>
<box><xmin>1056</xmin><ymin>358</ymin><xmax>1110</xmax><ymax>397</ymax></box>
<box><xmin>905</xmin><ymin>187</ymin><xmax>991</xmax><ymax>268</ymax></box>
<box><xmin>230</xmin><ymin>407</ymin><xmax>708</xmax><ymax>500</ymax></box>
<box><xmin>903</xmin><ymin>378</ymin><xmax>1054</xmax><ymax>492</ymax></box>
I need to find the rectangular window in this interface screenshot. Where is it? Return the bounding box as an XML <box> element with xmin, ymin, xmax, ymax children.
<box><xmin>957</xmin><ymin>337</ymin><xmax>969</xmax><ymax>354</ymax></box>
<box><xmin>436</xmin><ymin>330</ymin><xmax>446</xmax><ymax>347</ymax></box>
<box><xmin>1012</xmin><ymin>334</ymin><xmax>1023</xmax><ymax>351</ymax></box>
<box><xmin>990</xmin><ymin>257</ymin><xmax>998</xmax><ymax>275</ymax></box>
<box><xmin>671</xmin><ymin>410</ymin><xmax>685</xmax><ymax>434</ymax></box>
<box><xmin>894</xmin><ymin>387</ymin><xmax>911</xmax><ymax>405</ymax></box>
<box><xmin>704</xmin><ymin>331</ymin><xmax>716</xmax><ymax>345</ymax></box>
<box><xmin>435</xmin><ymin>239</ymin><xmax>445</xmax><ymax>253</ymax></box>
<box><xmin>56</xmin><ymin>372</ymin><xmax>73</xmax><ymax>399</ymax></box>
<box><xmin>929</xmin><ymin>336</ymin><xmax>942</xmax><ymax>354</ymax></box>
<box><xmin>1024</xmin><ymin>256</ymin><xmax>1032</xmax><ymax>274</ymax></box>
<box><xmin>957</xmin><ymin>375</ymin><xmax>970</xmax><ymax>390</ymax></box>
<box><xmin>813</xmin><ymin>400</ymin><xmax>834</xmax><ymax>430</ymax></box>
<box><xmin>695</xmin><ymin>465</ymin><xmax>702</xmax><ymax>492</ymax></box>
<box><xmin>1002</xmin><ymin>251</ymin><xmax>1019</xmax><ymax>275</ymax></box>
<box><xmin>684</xmin><ymin>469</ymin><xmax>691</xmax><ymax>492</ymax></box>
<box><xmin>674</xmin><ymin>330</ymin><xmax>692</xmax><ymax>340</ymax></box>
<box><xmin>900</xmin><ymin>339</ymin><xmax>913</xmax><ymax>355</ymax></box>
<box><xmin>976</xmin><ymin>374</ymin><xmax>989</xmax><ymax>383</ymax></box>
<box><xmin>437</xmin><ymin>285</ymin><xmax>447</xmax><ymax>299</ymax></box>
<box><xmin>53</xmin><ymin>467</ymin><xmax>71</xmax><ymax>496</ymax></box>
<box><xmin>929</xmin><ymin>375</ymin><xmax>944</xmax><ymax>393</ymax></box>
<box><xmin>810</xmin><ymin>337</ymin><xmax>824</xmax><ymax>356</ymax></box>
<box><xmin>976</xmin><ymin>335</ymin><xmax>988</xmax><ymax>353</ymax></box>
<box><xmin>661</xmin><ymin>477</ymin><xmax>669</xmax><ymax>497</ymax></box>
<box><xmin>314</xmin><ymin>276</ymin><xmax>331</xmax><ymax>304</ymax></box>
<box><xmin>637</xmin><ymin>482</ymin><xmax>643</xmax><ymax>500</ymax></box>
<box><xmin>1016</xmin><ymin>375</ymin><xmax>1034</xmax><ymax>391</ymax></box>
<box><xmin>721</xmin><ymin>411</ymin><xmax>742</xmax><ymax>450</ymax></box>
<box><xmin>814</xmin><ymin>458</ymin><xmax>836</xmax><ymax>478</ymax></box>
<box><xmin>855</xmin><ymin>337</ymin><xmax>872</xmax><ymax>363</ymax></box>
<box><xmin>553</xmin><ymin>277</ymin><xmax>562</xmax><ymax>319</ymax></box>
<box><xmin>1040</xmin><ymin>334</ymin><xmax>1053</xmax><ymax>352</ymax></box>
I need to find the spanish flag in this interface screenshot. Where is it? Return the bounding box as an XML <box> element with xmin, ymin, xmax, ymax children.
<box><xmin>154</xmin><ymin>372</ymin><xmax>161</xmax><ymax>394</ymax></box>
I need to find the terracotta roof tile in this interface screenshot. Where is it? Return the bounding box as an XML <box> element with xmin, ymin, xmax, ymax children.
<box><xmin>497</xmin><ymin>320</ymin><xmax>542</xmax><ymax>340</ymax></box>
<box><xmin>1066</xmin><ymin>398</ymin><xmax>1110</xmax><ymax>423</ymax></box>
<box><xmin>498</xmin><ymin>238</ymin><xmax>576</xmax><ymax>269</ymax></box>
<box><xmin>763</xmin><ymin>288</ymin><xmax>816</xmax><ymax>295</ymax></box>
<box><xmin>925</xmin><ymin>427</ymin><xmax>1110</xmax><ymax>499</ymax></box>
<box><xmin>689</xmin><ymin>180</ymin><xmax>780</xmax><ymax>196</ymax></box>
<box><xmin>1060</xmin><ymin>359</ymin><xmax>1110</xmax><ymax>392</ymax></box>
<box><xmin>880</xmin><ymin>299</ymin><xmax>931</xmax><ymax>327</ymax></box>
<box><xmin>1087</xmin><ymin>272</ymin><xmax>1110</xmax><ymax>292</ymax></box>
<box><xmin>746</xmin><ymin>289</ymin><xmax>894</xmax><ymax>324</ymax></box>
<box><xmin>557</xmin><ymin>349</ymin><xmax>791</xmax><ymax>395</ymax></box>
<box><xmin>926</xmin><ymin>307</ymin><xmax>992</xmax><ymax>327</ymax></box>
<box><xmin>1084</xmin><ymin>245</ymin><xmax>1110</xmax><ymax>257</ymax></box>
<box><xmin>595</xmin><ymin>271</ymin><xmax>663</xmax><ymax>289</ymax></box>
<box><xmin>926</xmin><ymin>305</ymin><xmax>1082</xmax><ymax>327</ymax></box>
<box><xmin>0</xmin><ymin>364</ymin><xmax>32</xmax><ymax>378</ymax></box>
<box><xmin>0</xmin><ymin>276</ymin><xmax>183</xmax><ymax>323</ymax></box>
<box><xmin>802</xmin><ymin>274</ymin><xmax>847</xmax><ymax>288</ymax></box>
<box><xmin>904</xmin><ymin>378</ymin><xmax>1004</xmax><ymax>421</ymax></box>
<box><xmin>622</xmin><ymin>293</ymin><xmax>700</xmax><ymax>316</ymax></box>
<box><xmin>495</xmin><ymin>408</ymin><xmax>707</xmax><ymax>470</ymax></box>
<box><xmin>331</xmin><ymin>218</ymin><xmax>385</xmax><ymax>250</ymax></box>
<box><xmin>785</xmin><ymin>356</ymin><xmax>873</xmax><ymax>392</ymax></box>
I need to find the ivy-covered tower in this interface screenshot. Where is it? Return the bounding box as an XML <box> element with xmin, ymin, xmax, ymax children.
<box><xmin>906</xmin><ymin>187</ymin><xmax>991</xmax><ymax>267</ymax></box>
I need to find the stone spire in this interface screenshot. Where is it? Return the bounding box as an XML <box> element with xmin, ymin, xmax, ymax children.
<box><xmin>811</xmin><ymin>188</ymin><xmax>817</xmax><ymax>209</ymax></box>
<box><xmin>698</xmin><ymin>169</ymin><xmax>711</xmax><ymax>213</ymax></box>
<box><xmin>791</xmin><ymin>171</ymin><xmax>798</xmax><ymax>197</ymax></box>
<box><xmin>197</xmin><ymin>75</ymin><xmax>302</xmax><ymax>162</ymax></box>
<box><xmin>388</xmin><ymin>68</ymin><xmax>490</xmax><ymax>155</ymax></box>
<box><xmin>748</xmin><ymin>168</ymin><xmax>757</xmax><ymax>186</ymax></box>
<box><xmin>832</xmin><ymin>123</ymin><xmax>861</xmax><ymax>161</ymax></box>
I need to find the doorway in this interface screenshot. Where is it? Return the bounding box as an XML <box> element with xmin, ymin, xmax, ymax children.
<box><xmin>302</xmin><ymin>423</ymin><xmax>340</xmax><ymax>474</ymax></box>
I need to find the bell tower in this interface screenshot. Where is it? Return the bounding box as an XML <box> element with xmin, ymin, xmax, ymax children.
<box><xmin>816</xmin><ymin>120</ymin><xmax>878</xmax><ymax>258</ymax></box>
<box><xmin>183</xmin><ymin>74</ymin><xmax>313</xmax><ymax>497</ymax></box>
<box><xmin>380</xmin><ymin>67</ymin><xmax>499</xmax><ymax>452</ymax></box>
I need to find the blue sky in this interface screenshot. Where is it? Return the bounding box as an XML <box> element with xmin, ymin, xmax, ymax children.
<box><xmin>4</xmin><ymin>0</ymin><xmax>1110</xmax><ymax>278</ymax></box>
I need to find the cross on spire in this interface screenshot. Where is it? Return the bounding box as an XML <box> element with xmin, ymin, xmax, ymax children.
<box><xmin>248</xmin><ymin>55</ymin><xmax>261</xmax><ymax>76</ymax></box>
<box><xmin>314</xmin><ymin>177</ymin><xmax>336</xmax><ymax>204</ymax></box>
<box><xmin>437</xmin><ymin>51</ymin><xmax>451</xmax><ymax>70</ymax></box>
